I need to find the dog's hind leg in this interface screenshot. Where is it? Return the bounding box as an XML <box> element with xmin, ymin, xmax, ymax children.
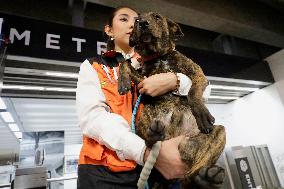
<box><xmin>181</xmin><ymin>165</ymin><xmax>225</xmax><ymax>189</ymax></box>
<box><xmin>167</xmin><ymin>110</ymin><xmax>184</xmax><ymax>137</ymax></box>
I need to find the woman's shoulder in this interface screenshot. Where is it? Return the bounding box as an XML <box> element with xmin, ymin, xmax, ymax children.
<box><xmin>84</xmin><ymin>50</ymin><xmax>131</xmax><ymax>68</ymax></box>
<box><xmin>85</xmin><ymin>56</ymin><xmax>101</xmax><ymax>65</ymax></box>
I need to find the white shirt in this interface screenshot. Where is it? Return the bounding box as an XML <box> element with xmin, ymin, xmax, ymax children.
<box><xmin>76</xmin><ymin>59</ymin><xmax>193</xmax><ymax>165</ymax></box>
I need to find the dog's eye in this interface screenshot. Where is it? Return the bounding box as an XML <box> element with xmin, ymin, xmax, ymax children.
<box><xmin>154</xmin><ymin>14</ymin><xmax>161</xmax><ymax>20</ymax></box>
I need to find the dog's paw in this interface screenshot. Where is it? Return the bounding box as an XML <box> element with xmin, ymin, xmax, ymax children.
<box><xmin>118</xmin><ymin>79</ymin><xmax>132</xmax><ymax>95</ymax></box>
<box><xmin>190</xmin><ymin>100</ymin><xmax>215</xmax><ymax>134</ymax></box>
<box><xmin>146</xmin><ymin>119</ymin><xmax>165</xmax><ymax>147</ymax></box>
<box><xmin>192</xmin><ymin>165</ymin><xmax>225</xmax><ymax>189</ymax></box>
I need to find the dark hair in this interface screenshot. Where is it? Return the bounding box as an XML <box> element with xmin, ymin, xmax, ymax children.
<box><xmin>105</xmin><ymin>6</ymin><xmax>137</xmax><ymax>50</ymax></box>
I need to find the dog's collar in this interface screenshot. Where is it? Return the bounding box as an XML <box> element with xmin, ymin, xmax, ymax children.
<box><xmin>140</xmin><ymin>49</ymin><xmax>176</xmax><ymax>63</ymax></box>
<box><xmin>102</xmin><ymin>50</ymin><xmax>135</xmax><ymax>59</ymax></box>
<box><xmin>138</xmin><ymin>53</ymin><xmax>160</xmax><ymax>63</ymax></box>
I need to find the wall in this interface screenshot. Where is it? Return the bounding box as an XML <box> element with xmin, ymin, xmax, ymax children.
<box><xmin>206</xmin><ymin>49</ymin><xmax>284</xmax><ymax>186</ymax></box>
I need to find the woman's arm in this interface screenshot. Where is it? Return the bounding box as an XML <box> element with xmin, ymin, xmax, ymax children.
<box><xmin>138</xmin><ymin>72</ymin><xmax>192</xmax><ymax>97</ymax></box>
<box><xmin>76</xmin><ymin>60</ymin><xmax>146</xmax><ymax>165</ymax></box>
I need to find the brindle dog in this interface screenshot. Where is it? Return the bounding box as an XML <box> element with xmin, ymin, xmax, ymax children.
<box><xmin>118</xmin><ymin>12</ymin><xmax>226</xmax><ymax>188</ymax></box>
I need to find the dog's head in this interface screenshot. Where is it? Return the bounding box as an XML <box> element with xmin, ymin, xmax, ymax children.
<box><xmin>129</xmin><ymin>12</ymin><xmax>184</xmax><ymax>57</ymax></box>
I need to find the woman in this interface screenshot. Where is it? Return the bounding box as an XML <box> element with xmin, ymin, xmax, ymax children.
<box><xmin>76</xmin><ymin>6</ymin><xmax>222</xmax><ymax>189</ymax></box>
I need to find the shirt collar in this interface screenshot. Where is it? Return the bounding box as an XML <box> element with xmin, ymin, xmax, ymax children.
<box><xmin>119</xmin><ymin>50</ymin><xmax>135</xmax><ymax>60</ymax></box>
<box><xmin>101</xmin><ymin>50</ymin><xmax>141</xmax><ymax>69</ymax></box>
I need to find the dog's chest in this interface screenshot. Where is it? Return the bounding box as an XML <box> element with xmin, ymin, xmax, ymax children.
<box><xmin>142</xmin><ymin>59</ymin><xmax>174</xmax><ymax>76</ymax></box>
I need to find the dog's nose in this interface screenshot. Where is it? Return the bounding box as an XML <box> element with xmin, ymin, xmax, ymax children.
<box><xmin>138</xmin><ymin>19</ymin><xmax>149</xmax><ymax>30</ymax></box>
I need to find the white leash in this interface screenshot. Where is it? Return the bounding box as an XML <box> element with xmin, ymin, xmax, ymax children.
<box><xmin>137</xmin><ymin>141</ymin><xmax>162</xmax><ymax>189</ymax></box>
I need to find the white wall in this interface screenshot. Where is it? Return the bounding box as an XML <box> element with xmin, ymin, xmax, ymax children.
<box><xmin>208</xmin><ymin>84</ymin><xmax>284</xmax><ymax>149</ymax></box>
<box><xmin>266</xmin><ymin>49</ymin><xmax>284</xmax><ymax>106</ymax></box>
<box><xmin>206</xmin><ymin>49</ymin><xmax>284</xmax><ymax>186</ymax></box>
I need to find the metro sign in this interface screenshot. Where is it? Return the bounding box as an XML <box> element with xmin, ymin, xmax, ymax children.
<box><xmin>0</xmin><ymin>13</ymin><xmax>107</xmax><ymax>62</ymax></box>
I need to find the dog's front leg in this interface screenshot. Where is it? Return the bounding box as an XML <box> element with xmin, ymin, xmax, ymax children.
<box><xmin>183</xmin><ymin>57</ymin><xmax>215</xmax><ymax>133</ymax></box>
<box><xmin>126</xmin><ymin>61</ymin><xmax>144</xmax><ymax>85</ymax></box>
<box><xmin>118</xmin><ymin>60</ymin><xmax>132</xmax><ymax>95</ymax></box>
<box><xmin>118</xmin><ymin>60</ymin><xmax>144</xmax><ymax>95</ymax></box>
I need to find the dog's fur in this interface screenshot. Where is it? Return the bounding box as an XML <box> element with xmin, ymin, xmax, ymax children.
<box><xmin>117</xmin><ymin>12</ymin><xmax>226</xmax><ymax>188</ymax></box>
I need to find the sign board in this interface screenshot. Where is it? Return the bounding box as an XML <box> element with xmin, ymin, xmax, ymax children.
<box><xmin>235</xmin><ymin>157</ymin><xmax>256</xmax><ymax>189</ymax></box>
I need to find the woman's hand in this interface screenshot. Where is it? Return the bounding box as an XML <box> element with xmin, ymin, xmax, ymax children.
<box><xmin>143</xmin><ymin>135</ymin><xmax>186</xmax><ymax>180</ymax></box>
<box><xmin>138</xmin><ymin>72</ymin><xmax>177</xmax><ymax>97</ymax></box>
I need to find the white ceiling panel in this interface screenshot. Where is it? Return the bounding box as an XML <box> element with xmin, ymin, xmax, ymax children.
<box><xmin>0</xmin><ymin>97</ymin><xmax>82</xmax><ymax>160</ymax></box>
<box><xmin>10</xmin><ymin>98</ymin><xmax>82</xmax><ymax>145</ymax></box>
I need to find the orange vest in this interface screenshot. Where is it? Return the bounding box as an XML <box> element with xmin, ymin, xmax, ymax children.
<box><xmin>79</xmin><ymin>54</ymin><xmax>142</xmax><ymax>172</ymax></box>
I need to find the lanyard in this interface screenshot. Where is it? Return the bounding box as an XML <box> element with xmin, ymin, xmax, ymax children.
<box><xmin>102</xmin><ymin>65</ymin><xmax>118</xmax><ymax>83</ymax></box>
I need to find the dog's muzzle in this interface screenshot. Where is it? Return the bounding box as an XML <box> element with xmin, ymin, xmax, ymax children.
<box><xmin>129</xmin><ymin>18</ymin><xmax>152</xmax><ymax>47</ymax></box>
<box><xmin>138</xmin><ymin>19</ymin><xmax>149</xmax><ymax>30</ymax></box>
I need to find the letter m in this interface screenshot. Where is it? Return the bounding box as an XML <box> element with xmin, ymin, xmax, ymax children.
<box><xmin>9</xmin><ymin>28</ymin><xmax>31</xmax><ymax>45</ymax></box>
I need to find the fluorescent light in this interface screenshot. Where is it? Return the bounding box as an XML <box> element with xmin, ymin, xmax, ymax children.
<box><xmin>2</xmin><ymin>85</ymin><xmax>75</xmax><ymax>92</ymax></box>
<box><xmin>8</xmin><ymin>123</ymin><xmax>20</xmax><ymax>132</ymax></box>
<box><xmin>0</xmin><ymin>112</ymin><xmax>15</xmax><ymax>122</ymax></box>
<box><xmin>0</xmin><ymin>97</ymin><xmax>7</xmax><ymax>109</ymax></box>
<box><xmin>14</xmin><ymin>132</ymin><xmax>22</xmax><ymax>139</ymax></box>
<box><xmin>210</xmin><ymin>85</ymin><xmax>259</xmax><ymax>92</ymax></box>
<box><xmin>3</xmin><ymin>85</ymin><xmax>45</xmax><ymax>90</ymax></box>
<box><xmin>45</xmin><ymin>72</ymin><xmax>78</xmax><ymax>78</ymax></box>
<box><xmin>45</xmin><ymin>87</ymin><xmax>76</xmax><ymax>92</ymax></box>
<box><xmin>209</xmin><ymin>96</ymin><xmax>239</xmax><ymax>100</ymax></box>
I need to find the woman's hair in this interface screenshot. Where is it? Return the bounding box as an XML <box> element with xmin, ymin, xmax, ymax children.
<box><xmin>105</xmin><ymin>6</ymin><xmax>137</xmax><ymax>50</ymax></box>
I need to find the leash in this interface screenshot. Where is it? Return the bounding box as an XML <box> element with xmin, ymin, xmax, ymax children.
<box><xmin>131</xmin><ymin>94</ymin><xmax>162</xmax><ymax>189</ymax></box>
<box><xmin>131</xmin><ymin>94</ymin><xmax>142</xmax><ymax>133</ymax></box>
<box><xmin>131</xmin><ymin>94</ymin><xmax>149</xmax><ymax>189</ymax></box>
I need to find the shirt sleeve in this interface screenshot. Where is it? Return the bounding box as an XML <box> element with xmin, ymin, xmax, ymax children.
<box><xmin>76</xmin><ymin>60</ymin><xmax>146</xmax><ymax>165</ymax></box>
<box><xmin>173</xmin><ymin>73</ymin><xmax>211</xmax><ymax>99</ymax></box>
<box><xmin>202</xmin><ymin>82</ymin><xmax>211</xmax><ymax>99</ymax></box>
<box><xmin>173</xmin><ymin>73</ymin><xmax>192</xmax><ymax>96</ymax></box>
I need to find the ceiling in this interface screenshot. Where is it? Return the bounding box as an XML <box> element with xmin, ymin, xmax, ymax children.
<box><xmin>84</xmin><ymin>0</ymin><xmax>284</xmax><ymax>48</ymax></box>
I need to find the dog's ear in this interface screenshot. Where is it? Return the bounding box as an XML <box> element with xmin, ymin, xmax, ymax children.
<box><xmin>167</xmin><ymin>18</ymin><xmax>184</xmax><ymax>40</ymax></box>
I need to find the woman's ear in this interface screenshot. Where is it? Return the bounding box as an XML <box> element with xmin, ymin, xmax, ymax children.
<box><xmin>104</xmin><ymin>25</ymin><xmax>113</xmax><ymax>38</ymax></box>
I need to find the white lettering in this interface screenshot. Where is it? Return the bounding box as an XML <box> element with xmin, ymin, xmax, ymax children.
<box><xmin>72</xmin><ymin>37</ymin><xmax>86</xmax><ymax>52</ymax></box>
<box><xmin>97</xmin><ymin>41</ymin><xmax>107</xmax><ymax>55</ymax></box>
<box><xmin>245</xmin><ymin>174</ymin><xmax>253</xmax><ymax>188</ymax></box>
<box><xmin>0</xmin><ymin>18</ymin><xmax>3</xmax><ymax>34</ymax></box>
<box><xmin>46</xmin><ymin>33</ymin><xmax>60</xmax><ymax>49</ymax></box>
<box><xmin>9</xmin><ymin>28</ymin><xmax>31</xmax><ymax>45</ymax></box>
